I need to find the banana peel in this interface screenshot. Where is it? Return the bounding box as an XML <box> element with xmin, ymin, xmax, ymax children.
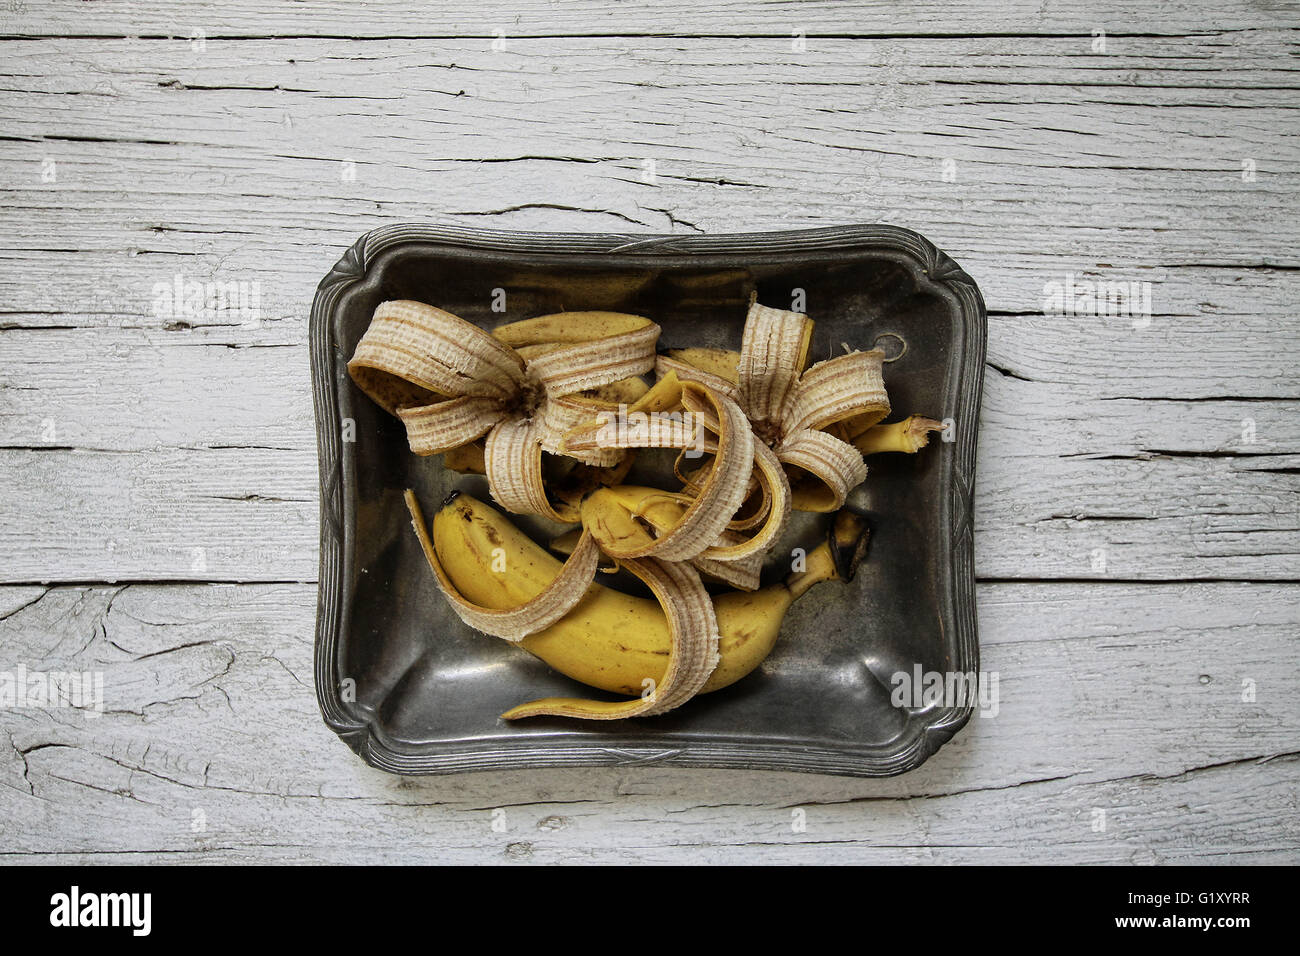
<box><xmin>421</xmin><ymin>492</ymin><xmax>869</xmax><ymax>713</ymax></box>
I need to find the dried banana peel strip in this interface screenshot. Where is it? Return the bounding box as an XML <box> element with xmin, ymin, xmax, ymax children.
<box><xmin>691</xmin><ymin>534</ymin><xmax>764</xmax><ymax>590</ymax></box>
<box><xmin>571</xmin><ymin>383</ymin><xmax>778</xmax><ymax>563</ymax></box>
<box><xmin>348</xmin><ymin>302</ymin><xmax>661</xmax><ymax>517</ymax></box>
<box><xmin>657</xmin><ymin>300</ymin><xmax>900</xmax><ymax>513</ymax></box>
<box><xmin>349</xmin><ymin>300</ymin><xmax>525</xmax><ymax>406</ymax></box>
<box><xmin>671</xmin><ymin>443</ymin><xmax>764</xmax><ymax>528</ymax></box>
<box><xmin>778</xmin><ymin>428</ymin><xmax>869</xmax><ymax>513</ymax></box>
<box><xmin>597</xmin><ymin>486</ymin><xmax>763</xmax><ymax>591</ymax></box>
<box><xmin>484</xmin><ymin>418</ymin><xmax>568</xmax><ymax>522</ymax></box>
<box><xmin>522</xmin><ymin>317</ymin><xmax>659</xmax><ymax>398</ymax></box>
<box><xmin>572</xmin><ymin>383</ymin><xmax>754</xmax><ymax>562</ymax></box>
<box><xmin>701</xmin><ymin>440</ymin><xmax>791</xmax><ymax>563</ymax></box>
<box><xmin>786</xmin><ymin>349</ymin><xmax>889</xmax><ymax>435</ymax></box>
<box><xmin>655</xmin><ymin>352</ymin><xmax>741</xmax><ymax>404</ymax></box>
<box><xmin>725</xmin><ymin>491</ymin><xmax>771</xmax><ymax>533</ymax></box>
<box><xmin>536</xmin><ymin>393</ymin><xmax>627</xmax><ymax>468</ymax></box>
<box><xmin>405</xmin><ymin>490</ymin><xmax>600</xmax><ymax>643</ymax></box>
<box><xmin>737</xmin><ymin>301</ymin><xmax>813</xmax><ymax>432</ymax></box>
<box><xmin>500</xmin><ymin>557</ymin><xmax>720</xmax><ymax>719</ymax></box>
<box><xmin>397</xmin><ymin>395</ymin><xmax>506</xmax><ymax>456</ymax></box>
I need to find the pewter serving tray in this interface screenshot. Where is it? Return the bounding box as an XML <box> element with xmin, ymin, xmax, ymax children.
<box><xmin>310</xmin><ymin>223</ymin><xmax>985</xmax><ymax>777</ymax></box>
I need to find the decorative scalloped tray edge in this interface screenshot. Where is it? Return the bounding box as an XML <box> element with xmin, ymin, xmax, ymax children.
<box><xmin>309</xmin><ymin>223</ymin><xmax>985</xmax><ymax>777</ymax></box>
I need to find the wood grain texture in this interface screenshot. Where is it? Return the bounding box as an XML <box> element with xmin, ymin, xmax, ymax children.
<box><xmin>2</xmin><ymin>362</ymin><xmax>1295</xmax><ymax>582</ymax></box>
<box><xmin>1</xmin><ymin>581</ymin><xmax>1296</xmax><ymax>863</ymax></box>
<box><xmin>3</xmin><ymin>0</ymin><xmax>1297</xmax><ymax>37</ymax></box>
<box><xmin>0</xmin><ymin>0</ymin><xmax>1297</xmax><ymax>863</ymax></box>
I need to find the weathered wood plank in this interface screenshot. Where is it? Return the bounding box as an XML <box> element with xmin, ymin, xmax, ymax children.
<box><xmin>0</xmin><ymin>448</ymin><xmax>318</xmax><ymax>582</ymax></box>
<box><xmin>4</xmin><ymin>760</ymin><xmax>1295</xmax><ymax>864</ymax></box>
<box><xmin>0</xmin><ymin>36</ymin><xmax>1295</xmax><ymax>280</ymax></box>
<box><xmin>1</xmin><ymin>386</ymin><xmax>1296</xmax><ymax>582</ymax></box>
<box><xmin>0</xmin><ymin>330</ymin><xmax>315</xmax><ymax>452</ymax></box>
<box><xmin>3</xmin><ymin>0</ymin><xmax>1297</xmax><ymax>38</ymax></box>
<box><xmin>1</xmin><ymin>581</ymin><xmax>1295</xmax><ymax>862</ymax></box>
<box><xmin>3</xmin><ymin>305</ymin><xmax>1297</xmax><ymax>452</ymax></box>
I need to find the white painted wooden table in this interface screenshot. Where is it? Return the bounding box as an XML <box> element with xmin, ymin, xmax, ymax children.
<box><xmin>1</xmin><ymin>1</ymin><xmax>1297</xmax><ymax>864</ymax></box>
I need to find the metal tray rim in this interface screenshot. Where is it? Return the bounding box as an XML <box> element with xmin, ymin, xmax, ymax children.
<box><xmin>309</xmin><ymin>222</ymin><xmax>986</xmax><ymax>778</ymax></box>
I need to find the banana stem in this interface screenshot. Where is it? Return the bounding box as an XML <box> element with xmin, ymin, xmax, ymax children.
<box><xmin>853</xmin><ymin>415</ymin><xmax>945</xmax><ymax>455</ymax></box>
<box><xmin>785</xmin><ymin>543</ymin><xmax>838</xmax><ymax>600</ymax></box>
<box><xmin>785</xmin><ymin>509</ymin><xmax>871</xmax><ymax>600</ymax></box>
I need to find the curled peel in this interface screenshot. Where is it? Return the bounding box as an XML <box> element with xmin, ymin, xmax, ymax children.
<box><xmin>587</xmin><ymin>486</ymin><xmax>764</xmax><ymax>591</ymax></box>
<box><xmin>349</xmin><ymin>301</ymin><xmax>524</xmax><ymax>407</ymax></box>
<box><xmin>349</xmin><ymin>302</ymin><xmax>661</xmax><ymax>517</ymax></box>
<box><xmin>778</xmin><ymin>428</ymin><xmax>869</xmax><ymax>513</ymax></box>
<box><xmin>570</xmin><ymin>382</ymin><xmax>755</xmax><ymax>563</ymax></box>
<box><xmin>658</xmin><ymin>300</ymin><xmax>899</xmax><ymax>513</ymax></box>
<box><xmin>786</xmin><ymin>349</ymin><xmax>889</xmax><ymax>435</ymax></box>
<box><xmin>484</xmin><ymin>419</ymin><xmax>562</xmax><ymax>521</ymax></box>
<box><xmin>559</xmin><ymin>371</ymin><xmax>693</xmax><ymax>457</ymax></box>
<box><xmin>480</xmin><ymin>418</ymin><xmax>622</xmax><ymax>525</ymax></box>
<box><xmin>701</xmin><ymin>439</ymin><xmax>791</xmax><ymax>563</ymax></box>
<box><xmin>737</xmin><ymin>301</ymin><xmax>813</xmax><ymax>433</ymax></box>
<box><xmin>405</xmin><ymin>489</ymin><xmax>599</xmax><ymax>643</ymax></box>
<box><xmin>499</xmin><ymin>556</ymin><xmax>720</xmax><ymax>720</ymax></box>
<box><xmin>690</xmin><ymin>544</ymin><xmax>763</xmax><ymax>591</ymax></box>
<box><xmin>564</xmin><ymin>373</ymin><xmax>787</xmax><ymax>568</ymax></box>
<box><xmin>655</xmin><ymin>350</ymin><xmax>741</xmax><ymax>404</ymax></box>
<box><xmin>536</xmin><ymin>393</ymin><xmax>629</xmax><ymax>467</ymax></box>
<box><xmin>397</xmin><ymin>394</ymin><xmax>505</xmax><ymax>456</ymax></box>
<box><xmin>499</xmin><ymin>313</ymin><xmax>659</xmax><ymax>398</ymax></box>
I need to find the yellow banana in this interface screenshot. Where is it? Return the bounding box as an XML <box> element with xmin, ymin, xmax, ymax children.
<box><xmin>431</xmin><ymin>492</ymin><xmax>868</xmax><ymax>701</ymax></box>
<box><xmin>661</xmin><ymin>347</ymin><xmax>739</xmax><ymax>384</ymax></box>
<box><xmin>492</xmin><ymin>311</ymin><xmax>654</xmax><ymax>347</ymax></box>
